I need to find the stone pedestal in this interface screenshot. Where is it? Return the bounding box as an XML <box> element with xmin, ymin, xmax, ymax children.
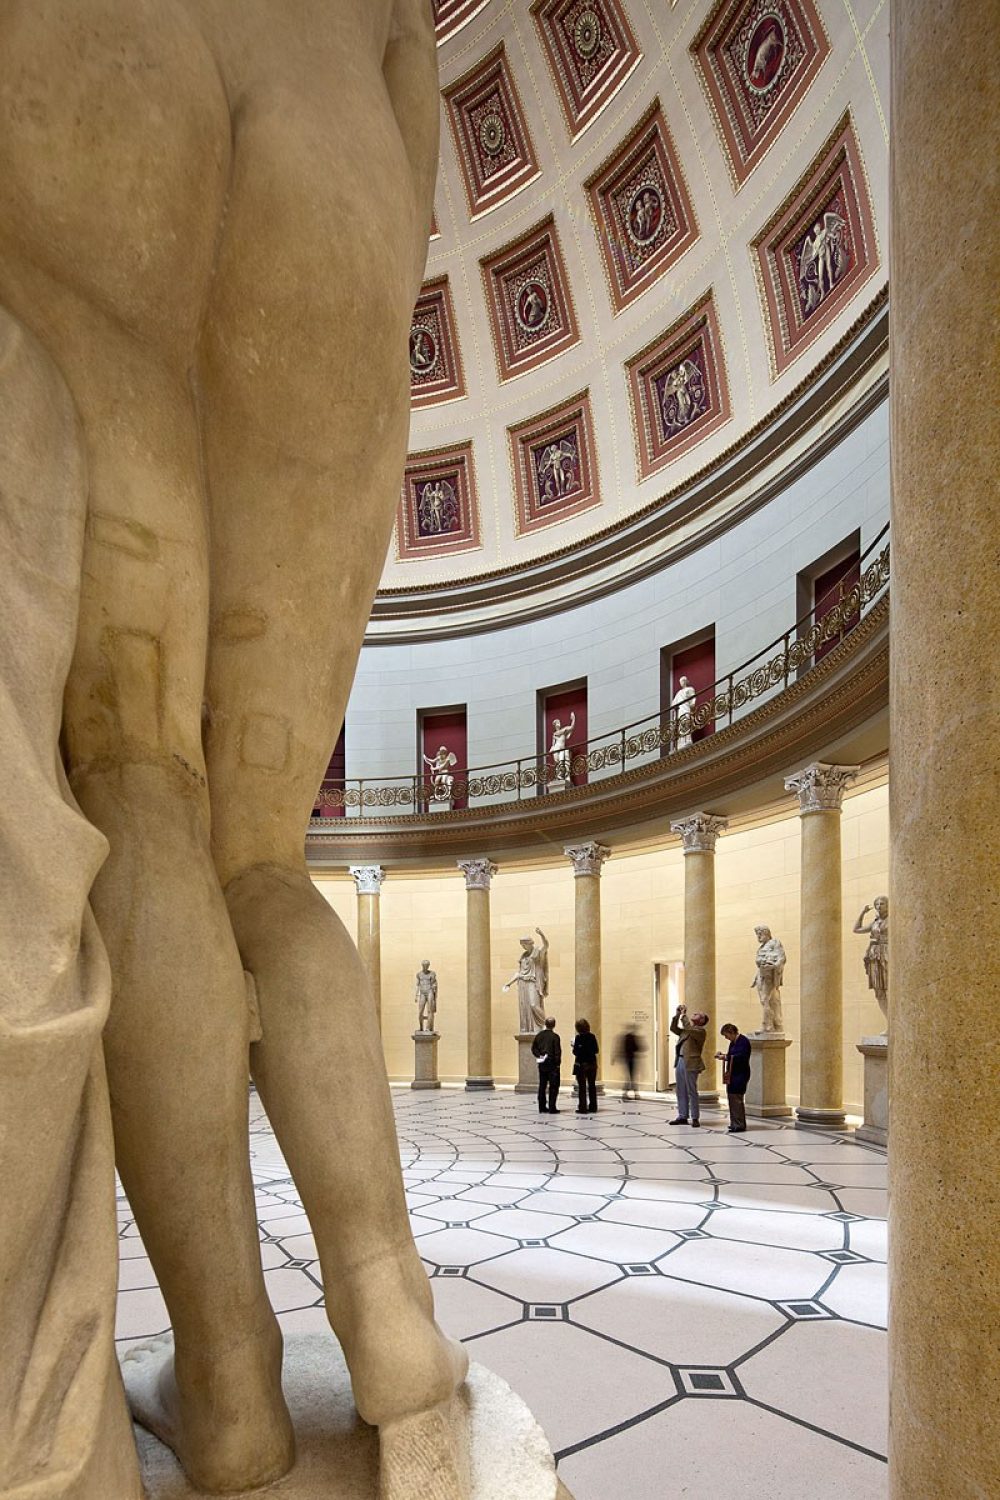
<box><xmin>855</xmin><ymin>1037</ymin><xmax>888</xmax><ymax>1147</ymax></box>
<box><xmin>515</xmin><ymin>1031</ymin><xmax>538</xmax><ymax>1094</ymax></box>
<box><xmin>745</xmin><ymin>1034</ymin><xmax>793</xmax><ymax>1118</ymax></box>
<box><xmin>411</xmin><ymin>1030</ymin><xmax>441</xmax><ymax>1091</ymax></box>
<box><xmin>132</xmin><ymin>1334</ymin><xmax>562</xmax><ymax>1499</ymax></box>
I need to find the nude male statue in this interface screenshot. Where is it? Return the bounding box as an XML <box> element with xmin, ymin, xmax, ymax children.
<box><xmin>415</xmin><ymin>960</ymin><xmax>439</xmax><ymax>1032</ymax></box>
<box><xmin>0</xmin><ymin>2</ymin><xmax>467</xmax><ymax>1495</ymax></box>
<box><xmin>752</xmin><ymin>925</ymin><xmax>787</xmax><ymax>1033</ymax></box>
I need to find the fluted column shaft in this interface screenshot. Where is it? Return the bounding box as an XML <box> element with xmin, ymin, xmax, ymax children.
<box><xmin>565</xmin><ymin>843</ymin><xmax>610</xmax><ymax>1063</ymax></box>
<box><xmin>889</xmin><ymin>4</ymin><xmax>1000</xmax><ymax>1494</ymax></box>
<box><xmin>349</xmin><ymin>866</ymin><xmax>383</xmax><ymax>1031</ymax></box>
<box><xmin>785</xmin><ymin>764</ymin><xmax>858</xmax><ymax>1128</ymax></box>
<box><xmin>459</xmin><ymin>859</ymin><xmax>497</xmax><ymax>1090</ymax></box>
<box><xmin>670</xmin><ymin>815</ymin><xmax>727</xmax><ymax>1097</ymax></box>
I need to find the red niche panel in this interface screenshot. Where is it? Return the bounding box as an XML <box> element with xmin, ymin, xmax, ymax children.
<box><xmin>432</xmin><ymin>0</ymin><xmax>491</xmax><ymax>45</ymax></box>
<box><xmin>540</xmin><ymin>682</ymin><xmax>588</xmax><ymax>788</ymax></box>
<box><xmin>397</xmin><ymin>442</ymin><xmax>482</xmax><ymax>563</ymax></box>
<box><xmin>625</xmin><ymin>291</ymin><xmax>731</xmax><ymax>481</ymax></box>
<box><xmin>315</xmin><ymin>724</ymin><xmax>346</xmax><ymax>818</ymax></box>
<box><xmin>481</xmin><ymin>215</ymin><xmax>581</xmax><ymax>382</ymax></box>
<box><xmin>753</xmin><ymin>113</ymin><xmax>879</xmax><ymax>378</ymax></box>
<box><xmin>420</xmin><ymin>707</ymin><xmax>468</xmax><ymax>811</ymax></box>
<box><xmin>671</xmin><ymin>635</ymin><xmax>716</xmax><ymax>744</ymax></box>
<box><xmin>692</xmin><ymin>0</ymin><xmax>830</xmax><ymax>187</ymax></box>
<box><xmin>531</xmin><ymin>0</ymin><xmax>643</xmax><ymax>141</ymax></box>
<box><xmin>813</xmin><ymin>546</ymin><xmax>860</xmax><ymax>662</ymax></box>
<box><xmin>443</xmin><ymin>43</ymin><xmax>541</xmax><ymax>219</ymax></box>
<box><xmin>508</xmin><ymin>390</ymin><xmax>600</xmax><ymax>536</ymax></box>
<box><xmin>410</xmin><ymin>276</ymin><xmax>466</xmax><ymax>409</ymax></box>
<box><xmin>586</xmin><ymin>99</ymin><xmax>699</xmax><ymax>314</ymax></box>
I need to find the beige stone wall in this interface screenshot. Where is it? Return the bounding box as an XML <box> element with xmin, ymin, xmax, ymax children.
<box><xmin>313</xmin><ymin>781</ymin><xmax>888</xmax><ymax>1112</ymax></box>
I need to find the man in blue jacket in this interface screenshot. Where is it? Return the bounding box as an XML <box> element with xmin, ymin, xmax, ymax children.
<box><xmin>717</xmin><ymin>1024</ymin><xmax>752</xmax><ymax>1133</ymax></box>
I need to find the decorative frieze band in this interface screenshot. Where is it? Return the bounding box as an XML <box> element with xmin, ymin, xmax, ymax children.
<box><xmin>350</xmin><ymin>865</ymin><xmax>385</xmax><ymax>896</ymax></box>
<box><xmin>670</xmin><ymin>812</ymin><xmax>729</xmax><ymax>853</ymax></box>
<box><xmin>784</xmin><ymin>761</ymin><xmax>859</xmax><ymax>814</ymax></box>
<box><xmin>564</xmin><ymin>841</ymin><xmax>611</xmax><ymax>877</ymax></box>
<box><xmin>458</xmin><ymin>857</ymin><xmax>499</xmax><ymax>891</ymax></box>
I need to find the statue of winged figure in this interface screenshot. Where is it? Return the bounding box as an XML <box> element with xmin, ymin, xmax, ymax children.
<box><xmin>798</xmin><ymin>210</ymin><xmax>850</xmax><ymax>316</ymax></box>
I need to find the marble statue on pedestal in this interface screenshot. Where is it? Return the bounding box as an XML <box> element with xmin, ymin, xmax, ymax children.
<box><xmin>548</xmin><ymin>715</ymin><xmax>576</xmax><ymax>782</ymax></box>
<box><xmin>854</xmin><ymin>896</ymin><xmax>889</xmax><ymax>1031</ymax></box>
<box><xmin>415</xmin><ymin>960</ymin><xmax>439</xmax><ymax>1032</ymax></box>
<box><xmin>752</xmin><ymin>926</ymin><xmax>787</xmax><ymax>1033</ymax></box>
<box><xmin>671</xmin><ymin>675</ymin><xmax>698</xmax><ymax>750</ymax></box>
<box><xmin>0</xmin><ymin>5</ymin><xmax>555</xmax><ymax>1498</ymax></box>
<box><xmin>504</xmin><ymin>930</ymin><xmax>550</xmax><ymax>1033</ymax></box>
<box><xmin>424</xmin><ymin>745</ymin><xmax>457</xmax><ymax>805</ymax></box>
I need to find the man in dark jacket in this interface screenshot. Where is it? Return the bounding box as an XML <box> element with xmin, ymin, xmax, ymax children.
<box><xmin>716</xmin><ymin>1024</ymin><xmax>752</xmax><ymax>1133</ymax></box>
<box><xmin>532</xmin><ymin>1016</ymin><xmax>562</xmax><ymax>1114</ymax></box>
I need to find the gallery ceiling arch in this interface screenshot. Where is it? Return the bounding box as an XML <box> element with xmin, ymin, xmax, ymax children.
<box><xmin>388</xmin><ymin>0</ymin><xmax>888</xmax><ymax>603</ymax></box>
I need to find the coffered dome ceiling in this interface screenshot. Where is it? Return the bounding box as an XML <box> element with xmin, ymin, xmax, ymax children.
<box><xmin>383</xmin><ymin>0</ymin><xmax>888</xmax><ymax>610</ymax></box>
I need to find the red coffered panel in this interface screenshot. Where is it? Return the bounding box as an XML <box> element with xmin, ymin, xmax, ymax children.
<box><xmin>753</xmin><ymin>114</ymin><xmax>879</xmax><ymax>377</ymax></box>
<box><xmin>586</xmin><ymin>99</ymin><xmax>699</xmax><ymax>314</ymax></box>
<box><xmin>443</xmin><ymin>43</ymin><xmax>541</xmax><ymax>219</ymax></box>
<box><xmin>480</xmin><ymin>215</ymin><xmax>581</xmax><ymax>381</ymax></box>
<box><xmin>692</xmin><ymin>0</ymin><xmax>830</xmax><ymax>187</ymax></box>
<box><xmin>531</xmin><ymin>0</ymin><xmax>643</xmax><ymax>140</ymax></box>
<box><xmin>508</xmin><ymin>390</ymin><xmax>600</xmax><ymax>536</ymax></box>
<box><xmin>626</xmin><ymin>291</ymin><xmax>731</xmax><ymax>481</ymax></box>
<box><xmin>432</xmin><ymin>0</ymin><xmax>491</xmax><ymax>45</ymax></box>
<box><xmin>410</xmin><ymin>276</ymin><xmax>466</xmax><ymax>409</ymax></box>
<box><xmin>397</xmin><ymin>442</ymin><xmax>482</xmax><ymax>563</ymax></box>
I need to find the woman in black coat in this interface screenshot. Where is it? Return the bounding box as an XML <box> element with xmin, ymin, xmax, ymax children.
<box><xmin>572</xmin><ymin>1018</ymin><xmax>599</xmax><ymax>1114</ymax></box>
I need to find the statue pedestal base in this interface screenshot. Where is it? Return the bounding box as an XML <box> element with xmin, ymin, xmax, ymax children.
<box><xmin>132</xmin><ymin>1335</ymin><xmax>563</xmax><ymax>1499</ymax></box>
<box><xmin>745</xmin><ymin>1034</ymin><xmax>793</xmax><ymax>1118</ymax></box>
<box><xmin>515</xmin><ymin>1031</ymin><xmax>539</xmax><ymax>1093</ymax></box>
<box><xmin>855</xmin><ymin>1036</ymin><xmax>888</xmax><ymax>1146</ymax></box>
<box><xmin>411</xmin><ymin>1029</ymin><xmax>441</xmax><ymax>1090</ymax></box>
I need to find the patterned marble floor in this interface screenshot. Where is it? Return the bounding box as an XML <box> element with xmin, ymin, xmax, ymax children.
<box><xmin>116</xmin><ymin>1087</ymin><xmax>888</xmax><ymax>1499</ymax></box>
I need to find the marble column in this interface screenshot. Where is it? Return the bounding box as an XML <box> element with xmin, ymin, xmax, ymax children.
<box><xmin>564</xmin><ymin>841</ymin><xmax>610</xmax><ymax>1054</ymax></box>
<box><xmin>784</xmin><ymin>764</ymin><xmax>858</xmax><ymax>1130</ymax></box>
<box><xmin>669</xmin><ymin>813</ymin><xmax>727</xmax><ymax>1102</ymax></box>
<box><xmin>889</xmin><ymin>6</ymin><xmax>1000</xmax><ymax>1494</ymax></box>
<box><xmin>349</xmin><ymin>864</ymin><xmax>384</xmax><ymax>1031</ymax></box>
<box><xmin>459</xmin><ymin>858</ymin><xmax>497</xmax><ymax>1091</ymax></box>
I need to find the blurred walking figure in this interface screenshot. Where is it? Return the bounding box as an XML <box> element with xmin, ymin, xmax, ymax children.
<box><xmin>669</xmin><ymin>1003</ymin><xmax>708</xmax><ymax>1127</ymax></box>
<box><xmin>572</xmin><ymin>1018</ymin><xmax>599</xmax><ymax>1114</ymax></box>
<box><xmin>613</xmin><ymin>1028</ymin><xmax>644</xmax><ymax>1100</ymax></box>
<box><xmin>716</xmin><ymin>1024</ymin><xmax>752</xmax><ymax>1133</ymax></box>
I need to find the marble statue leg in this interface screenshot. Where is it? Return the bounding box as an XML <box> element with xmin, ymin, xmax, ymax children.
<box><xmin>196</xmin><ymin>5</ymin><xmax>467</xmax><ymax>1490</ymax></box>
<box><xmin>0</xmin><ymin>6</ymin><xmax>295</xmax><ymax>1491</ymax></box>
<box><xmin>0</xmin><ymin>308</ymin><xmax>143</xmax><ymax>1499</ymax></box>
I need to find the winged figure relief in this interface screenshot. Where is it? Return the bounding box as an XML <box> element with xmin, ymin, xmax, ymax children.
<box><xmin>797</xmin><ymin>210</ymin><xmax>851</xmax><ymax>316</ymax></box>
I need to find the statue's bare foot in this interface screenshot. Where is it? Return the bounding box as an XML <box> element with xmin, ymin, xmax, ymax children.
<box><xmin>122</xmin><ymin>1327</ymin><xmax>295</xmax><ymax>1493</ymax></box>
<box><xmin>378</xmin><ymin>1388</ymin><xmax>471</xmax><ymax>1500</ymax></box>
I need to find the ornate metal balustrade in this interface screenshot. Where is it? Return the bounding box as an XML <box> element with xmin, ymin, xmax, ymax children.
<box><xmin>314</xmin><ymin>526</ymin><xmax>889</xmax><ymax>818</ymax></box>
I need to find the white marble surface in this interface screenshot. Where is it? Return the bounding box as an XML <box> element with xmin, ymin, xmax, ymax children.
<box><xmin>116</xmin><ymin>1089</ymin><xmax>888</xmax><ymax>1500</ymax></box>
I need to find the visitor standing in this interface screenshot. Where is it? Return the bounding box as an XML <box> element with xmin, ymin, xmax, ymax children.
<box><xmin>532</xmin><ymin>1017</ymin><xmax>562</xmax><ymax>1114</ymax></box>
<box><xmin>572</xmin><ymin>1019</ymin><xmax>599</xmax><ymax>1114</ymax></box>
<box><xmin>669</xmin><ymin>1004</ymin><xmax>708</xmax><ymax>1127</ymax></box>
<box><xmin>716</xmin><ymin>1024</ymin><xmax>752</xmax><ymax>1133</ymax></box>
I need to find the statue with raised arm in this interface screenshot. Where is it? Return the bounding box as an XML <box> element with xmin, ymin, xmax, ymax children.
<box><xmin>752</xmin><ymin>925</ymin><xmax>787</xmax><ymax>1033</ymax></box>
<box><xmin>854</xmin><ymin>895</ymin><xmax>889</xmax><ymax>1031</ymax></box>
<box><xmin>423</xmin><ymin>744</ymin><xmax>457</xmax><ymax>804</ymax></box>
<box><xmin>415</xmin><ymin>959</ymin><xmax>438</xmax><ymax>1032</ymax></box>
<box><xmin>670</xmin><ymin>675</ymin><xmax>698</xmax><ymax>750</ymax></box>
<box><xmin>549</xmin><ymin>714</ymin><xmax>576</xmax><ymax>782</ymax></box>
<box><xmin>503</xmin><ymin>929</ymin><xmax>550</xmax><ymax>1033</ymax></box>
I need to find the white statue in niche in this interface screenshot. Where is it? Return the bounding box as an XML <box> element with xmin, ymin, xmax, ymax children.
<box><xmin>503</xmin><ymin>929</ymin><xmax>549</xmax><ymax>1033</ymax></box>
<box><xmin>752</xmin><ymin>925</ymin><xmax>787</xmax><ymax>1033</ymax></box>
<box><xmin>414</xmin><ymin>960</ymin><xmax>438</xmax><ymax>1032</ymax></box>
<box><xmin>671</xmin><ymin>674</ymin><xmax>697</xmax><ymax>750</ymax></box>
<box><xmin>854</xmin><ymin>895</ymin><xmax>889</xmax><ymax>1032</ymax></box>
<box><xmin>423</xmin><ymin>744</ymin><xmax>457</xmax><ymax>804</ymax></box>
<box><xmin>548</xmin><ymin>712</ymin><xmax>576</xmax><ymax>782</ymax></box>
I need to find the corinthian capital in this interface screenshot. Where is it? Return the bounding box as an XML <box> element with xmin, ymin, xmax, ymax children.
<box><xmin>349</xmin><ymin>865</ymin><xmax>384</xmax><ymax>896</ymax></box>
<box><xmin>458</xmin><ymin>857</ymin><xmax>498</xmax><ymax>891</ymax></box>
<box><xmin>784</xmin><ymin>762</ymin><xmax>860</xmax><ymax>814</ymax></box>
<box><xmin>564</xmin><ymin>841</ymin><xmax>611</xmax><ymax>878</ymax></box>
<box><xmin>670</xmin><ymin>812</ymin><xmax>728</xmax><ymax>854</ymax></box>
